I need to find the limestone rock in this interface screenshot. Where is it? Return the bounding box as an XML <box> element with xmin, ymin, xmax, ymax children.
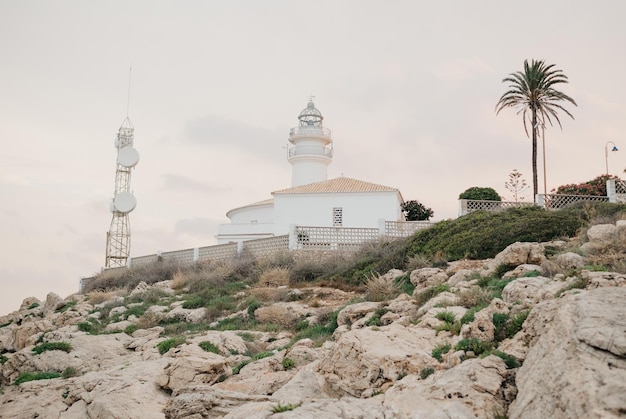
<box><xmin>484</xmin><ymin>242</ymin><xmax>546</xmax><ymax>275</ymax></box>
<box><xmin>43</xmin><ymin>292</ymin><xmax>66</xmax><ymax>314</ymax></box>
<box><xmin>158</xmin><ymin>344</ymin><xmax>231</xmax><ymax>393</ymax></box>
<box><xmin>317</xmin><ymin>323</ymin><xmax>436</xmax><ymax>397</ymax></box>
<box><xmin>501</xmin><ymin>275</ymin><xmax>577</xmax><ymax>307</ymax></box>
<box><xmin>336</xmin><ymin>301</ymin><xmax>380</xmax><ymax>328</ymax></box>
<box><xmin>509</xmin><ymin>288</ymin><xmax>626</xmax><ymax>418</ymax></box>
<box><xmin>215</xmin><ymin>352</ymin><xmax>295</xmax><ymax>396</ymax></box>
<box><xmin>383</xmin><ymin>356</ymin><xmax>509</xmax><ymax>418</ymax></box>
<box><xmin>582</xmin><ymin>270</ymin><xmax>626</xmax><ymax>289</ymax></box>
<box><xmin>165</xmin><ymin>385</ymin><xmax>271</xmax><ymax>419</ymax></box>
<box><xmin>410</xmin><ymin>267</ymin><xmax>449</xmax><ymax>291</ymax></box>
<box><xmin>554</xmin><ymin>251</ymin><xmax>585</xmax><ymax>270</ymax></box>
<box><xmin>502</xmin><ymin>264</ymin><xmax>542</xmax><ymax>279</ymax></box>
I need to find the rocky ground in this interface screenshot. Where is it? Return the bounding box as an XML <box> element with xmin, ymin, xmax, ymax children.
<box><xmin>1</xmin><ymin>221</ymin><xmax>625</xmax><ymax>418</ymax></box>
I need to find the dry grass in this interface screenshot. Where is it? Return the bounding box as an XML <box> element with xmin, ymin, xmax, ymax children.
<box><xmin>406</xmin><ymin>254</ymin><xmax>431</xmax><ymax>271</ymax></box>
<box><xmin>258</xmin><ymin>267</ymin><xmax>290</xmax><ymax>287</ymax></box>
<box><xmin>254</xmin><ymin>305</ymin><xmax>298</xmax><ymax>328</ymax></box>
<box><xmin>582</xmin><ymin>225</ymin><xmax>626</xmax><ymax>273</ymax></box>
<box><xmin>365</xmin><ymin>273</ymin><xmax>401</xmax><ymax>302</ymax></box>
<box><xmin>249</xmin><ymin>287</ymin><xmax>289</xmax><ymax>303</ymax></box>
<box><xmin>457</xmin><ymin>287</ymin><xmax>492</xmax><ymax>308</ymax></box>
<box><xmin>87</xmin><ymin>289</ymin><xmax>125</xmax><ymax>305</ymax></box>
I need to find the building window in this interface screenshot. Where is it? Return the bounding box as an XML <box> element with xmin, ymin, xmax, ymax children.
<box><xmin>333</xmin><ymin>207</ymin><xmax>343</xmax><ymax>226</ymax></box>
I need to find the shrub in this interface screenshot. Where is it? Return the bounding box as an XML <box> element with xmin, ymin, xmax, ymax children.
<box><xmin>28</xmin><ymin>303</ymin><xmax>40</xmax><ymax>310</ymax></box>
<box><xmin>282</xmin><ymin>357</ymin><xmax>296</xmax><ymax>370</ymax></box>
<box><xmin>455</xmin><ymin>338</ymin><xmax>494</xmax><ymax>356</ymax></box>
<box><xmin>460</xmin><ymin>303</ymin><xmax>489</xmax><ymax>324</ymax></box>
<box><xmin>156</xmin><ymin>337</ymin><xmax>186</xmax><ymax>355</ymax></box>
<box><xmin>364</xmin><ymin>308</ymin><xmax>389</xmax><ymax>327</ymax></box>
<box><xmin>395</xmin><ymin>273</ymin><xmax>415</xmax><ymax>295</ymax></box>
<box><xmin>554</xmin><ymin>174</ymin><xmax>619</xmax><ymax>196</ymax></box>
<box><xmin>435</xmin><ymin>311</ymin><xmax>456</xmax><ymax>324</ymax></box>
<box><xmin>124</xmin><ymin>324</ymin><xmax>138</xmax><ymax>335</ymax></box>
<box><xmin>431</xmin><ymin>342</ymin><xmax>451</xmax><ymax>362</ymax></box>
<box><xmin>199</xmin><ymin>341</ymin><xmax>220</xmax><ymax>354</ymax></box>
<box><xmin>365</xmin><ymin>273</ymin><xmax>401</xmax><ymax>302</ymax></box>
<box><xmin>61</xmin><ymin>366</ymin><xmax>80</xmax><ymax>379</ymax></box>
<box><xmin>401</xmin><ymin>200</ymin><xmax>434</xmax><ymax>221</ymax></box>
<box><xmin>272</xmin><ymin>403</ymin><xmax>300</xmax><ymax>413</ymax></box>
<box><xmin>258</xmin><ymin>267</ymin><xmax>290</xmax><ymax>287</ymax></box>
<box><xmin>32</xmin><ymin>342</ymin><xmax>72</xmax><ymax>355</ymax></box>
<box><xmin>492</xmin><ymin>350</ymin><xmax>520</xmax><ymax>369</ymax></box>
<box><xmin>0</xmin><ymin>319</ymin><xmax>13</xmax><ymax>328</ymax></box>
<box><xmin>14</xmin><ymin>371</ymin><xmax>61</xmax><ymax>385</ymax></box>
<box><xmin>1</xmin><ymin>355</ymin><xmax>7</xmax><ymax>365</ymax></box>
<box><xmin>459</xmin><ymin>187</ymin><xmax>502</xmax><ymax>201</ymax></box>
<box><xmin>405</xmin><ymin>206</ymin><xmax>583</xmax><ymax>261</ymax></box>
<box><xmin>420</xmin><ymin>367</ymin><xmax>435</xmax><ymax>379</ymax></box>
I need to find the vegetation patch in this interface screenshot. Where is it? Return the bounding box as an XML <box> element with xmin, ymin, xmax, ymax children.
<box><xmin>365</xmin><ymin>308</ymin><xmax>390</xmax><ymax>327</ymax></box>
<box><xmin>14</xmin><ymin>371</ymin><xmax>61</xmax><ymax>385</ymax></box>
<box><xmin>282</xmin><ymin>357</ymin><xmax>296</xmax><ymax>370</ymax></box>
<box><xmin>414</xmin><ymin>284</ymin><xmax>450</xmax><ymax>307</ymax></box>
<box><xmin>55</xmin><ymin>301</ymin><xmax>77</xmax><ymax>313</ymax></box>
<box><xmin>420</xmin><ymin>367</ymin><xmax>435</xmax><ymax>379</ymax></box>
<box><xmin>454</xmin><ymin>338</ymin><xmax>494</xmax><ymax>356</ymax></box>
<box><xmin>271</xmin><ymin>403</ymin><xmax>301</xmax><ymax>413</ymax></box>
<box><xmin>199</xmin><ymin>341</ymin><xmax>220</xmax><ymax>354</ymax></box>
<box><xmin>156</xmin><ymin>337</ymin><xmax>186</xmax><ymax>355</ymax></box>
<box><xmin>431</xmin><ymin>342</ymin><xmax>451</xmax><ymax>363</ymax></box>
<box><xmin>28</xmin><ymin>303</ymin><xmax>40</xmax><ymax>310</ymax></box>
<box><xmin>0</xmin><ymin>319</ymin><xmax>13</xmax><ymax>328</ymax></box>
<box><xmin>1</xmin><ymin>355</ymin><xmax>8</xmax><ymax>365</ymax></box>
<box><xmin>32</xmin><ymin>342</ymin><xmax>72</xmax><ymax>355</ymax></box>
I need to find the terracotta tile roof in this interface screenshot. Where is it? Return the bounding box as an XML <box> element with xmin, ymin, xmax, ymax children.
<box><xmin>272</xmin><ymin>177</ymin><xmax>400</xmax><ymax>194</ymax></box>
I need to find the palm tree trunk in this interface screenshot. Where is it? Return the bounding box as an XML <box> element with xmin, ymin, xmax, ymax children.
<box><xmin>531</xmin><ymin>111</ymin><xmax>538</xmax><ymax>199</ymax></box>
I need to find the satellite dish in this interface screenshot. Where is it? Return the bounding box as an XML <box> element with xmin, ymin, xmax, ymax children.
<box><xmin>113</xmin><ymin>191</ymin><xmax>137</xmax><ymax>213</ymax></box>
<box><xmin>117</xmin><ymin>146</ymin><xmax>140</xmax><ymax>168</ymax></box>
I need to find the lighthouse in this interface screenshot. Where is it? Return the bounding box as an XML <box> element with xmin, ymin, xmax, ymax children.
<box><xmin>287</xmin><ymin>99</ymin><xmax>333</xmax><ymax>187</ymax></box>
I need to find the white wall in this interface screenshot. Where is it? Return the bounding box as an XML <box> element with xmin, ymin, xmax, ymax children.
<box><xmin>273</xmin><ymin>191</ymin><xmax>403</xmax><ymax>234</ymax></box>
<box><xmin>227</xmin><ymin>203</ymin><xmax>274</xmax><ymax>223</ymax></box>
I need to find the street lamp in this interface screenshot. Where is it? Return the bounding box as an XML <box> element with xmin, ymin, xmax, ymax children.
<box><xmin>605</xmin><ymin>141</ymin><xmax>619</xmax><ymax>175</ymax></box>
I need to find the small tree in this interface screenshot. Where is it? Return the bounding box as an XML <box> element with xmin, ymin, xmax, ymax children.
<box><xmin>459</xmin><ymin>187</ymin><xmax>502</xmax><ymax>201</ymax></box>
<box><xmin>505</xmin><ymin>169</ymin><xmax>529</xmax><ymax>202</ymax></box>
<box><xmin>401</xmin><ymin>200</ymin><xmax>434</xmax><ymax>221</ymax></box>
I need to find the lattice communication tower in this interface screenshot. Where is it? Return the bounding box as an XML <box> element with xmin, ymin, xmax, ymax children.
<box><xmin>105</xmin><ymin>117</ymin><xmax>139</xmax><ymax>268</ymax></box>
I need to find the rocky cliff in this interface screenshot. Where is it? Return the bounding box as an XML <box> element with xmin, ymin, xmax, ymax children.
<box><xmin>1</xmin><ymin>221</ymin><xmax>625</xmax><ymax>418</ymax></box>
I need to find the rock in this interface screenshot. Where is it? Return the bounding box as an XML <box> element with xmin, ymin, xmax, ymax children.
<box><xmin>19</xmin><ymin>296</ymin><xmax>42</xmax><ymax>310</ymax></box>
<box><xmin>130</xmin><ymin>281</ymin><xmax>150</xmax><ymax>296</ymax></box>
<box><xmin>43</xmin><ymin>292</ymin><xmax>66</xmax><ymax>314</ymax></box>
<box><xmin>461</xmin><ymin>298</ymin><xmax>508</xmax><ymax>341</ymax></box>
<box><xmin>502</xmin><ymin>264</ymin><xmax>542</xmax><ymax>279</ymax></box>
<box><xmin>167</xmin><ymin>306</ymin><xmax>208</xmax><ymax>323</ymax></box>
<box><xmin>254</xmin><ymin>302</ymin><xmax>312</xmax><ymax>328</ymax></box>
<box><xmin>410</xmin><ymin>268</ymin><xmax>449</xmax><ymax>290</ymax></box>
<box><xmin>214</xmin><ymin>352</ymin><xmax>295</xmax><ymax>396</ymax></box>
<box><xmin>509</xmin><ymin>288</ymin><xmax>626</xmax><ymax>418</ymax></box>
<box><xmin>484</xmin><ymin>242</ymin><xmax>546</xmax><ymax>275</ymax></box>
<box><xmin>317</xmin><ymin>323</ymin><xmax>436</xmax><ymax>397</ymax></box>
<box><xmin>104</xmin><ymin>320</ymin><xmax>134</xmax><ymax>333</ymax></box>
<box><xmin>586</xmin><ymin>223</ymin><xmax>617</xmax><ymax>242</ymax></box>
<box><xmin>383</xmin><ymin>356</ymin><xmax>509</xmax><ymax>418</ymax></box>
<box><xmin>158</xmin><ymin>344</ymin><xmax>231</xmax><ymax>393</ymax></box>
<box><xmin>582</xmin><ymin>270</ymin><xmax>626</xmax><ymax>289</ymax></box>
<box><xmin>448</xmin><ymin>269</ymin><xmax>474</xmax><ymax>286</ymax></box>
<box><xmin>336</xmin><ymin>301</ymin><xmax>380</xmax><ymax>328</ymax></box>
<box><xmin>501</xmin><ymin>276</ymin><xmax>577</xmax><ymax>307</ymax></box>
<box><xmin>164</xmin><ymin>385</ymin><xmax>271</xmax><ymax>418</ymax></box>
<box><xmin>554</xmin><ymin>252</ymin><xmax>585</xmax><ymax>270</ymax></box>
<box><xmin>415</xmin><ymin>292</ymin><xmax>459</xmax><ymax>317</ymax></box>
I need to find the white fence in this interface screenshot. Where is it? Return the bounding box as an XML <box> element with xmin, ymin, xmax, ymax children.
<box><xmin>459</xmin><ymin>179</ymin><xmax>625</xmax><ymax>216</ymax></box>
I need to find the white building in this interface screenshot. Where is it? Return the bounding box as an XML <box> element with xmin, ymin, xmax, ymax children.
<box><xmin>216</xmin><ymin>99</ymin><xmax>405</xmax><ymax>244</ymax></box>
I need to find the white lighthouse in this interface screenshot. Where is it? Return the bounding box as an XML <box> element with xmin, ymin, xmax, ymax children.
<box><xmin>287</xmin><ymin>99</ymin><xmax>333</xmax><ymax>187</ymax></box>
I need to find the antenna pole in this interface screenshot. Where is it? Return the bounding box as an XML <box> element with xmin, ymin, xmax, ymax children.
<box><xmin>126</xmin><ymin>66</ymin><xmax>132</xmax><ymax>118</ymax></box>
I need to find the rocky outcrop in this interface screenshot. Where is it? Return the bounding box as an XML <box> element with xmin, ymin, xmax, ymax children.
<box><xmin>509</xmin><ymin>287</ymin><xmax>626</xmax><ymax>418</ymax></box>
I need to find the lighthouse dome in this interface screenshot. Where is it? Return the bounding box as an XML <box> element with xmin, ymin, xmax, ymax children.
<box><xmin>298</xmin><ymin>99</ymin><xmax>323</xmax><ymax>127</ymax></box>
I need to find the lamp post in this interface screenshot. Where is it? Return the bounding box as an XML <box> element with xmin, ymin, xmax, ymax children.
<box><xmin>605</xmin><ymin>141</ymin><xmax>619</xmax><ymax>175</ymax></box>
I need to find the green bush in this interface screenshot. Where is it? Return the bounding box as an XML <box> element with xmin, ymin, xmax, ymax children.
<box><xmin>1</xmin><ymin>354</ymin><xmax>8</xmax><ymax>365</ymax></box>
<box><xmin>32</xmin><ymin>342</ymin><xmax>72</xmax><ymax>355</ymax></box>
<box><xmin>272</xmin><ymin>403</ymin><xmax>300</xmax><ymax>413</ymax></box>
<box><xmin>28</xmin><ymin>303</ymin><xmax>40</xmax><ymax>310</ymax></box>
<box><xmin>459</xmin><ymin>187</ymin><xmax>501</xmax><ymax>201</ymax></box>
<box><xmin>364</xmin><ymin>308</ymin><xmax>389</xmax><ymax>327</ymax></box>
<box><xmin>405</xmin><ymin>206</ymin><xmax>584</xmax><ymax>261</ymax></box>
<box><xmin>455</xmin><ymin>338</ymin><xmax>494</xmax><ymax>356</ymax></box>
<box><xmin>492</xmin><ymin>350</ymin><xmax>520</xmax><ymax>369</ymax></box>
<box><xmin>431</xmin><ymin>342</ymin><xmax>451</xmax><ymax>362</ymax></box>
<box><xmin>14</xmin><ymin>371</ymin><xmax>61</xmax><ymax>385</ymax></box>
<box><xmin>124</xmin><ymin>324</ymin><xmax>138</xmax><ymax>335</ymax></box>
<box><xmin>0</xmin><ymin>319</ymin><xmax>13</xmax><ymax>328</ymax></box>
<box><xmin>460</xmin><ymin>303</ymin><xmax>489</xmax><ymax>324</ymax></box>
<box><xmin>435</xmin><ymin>311</ymin><xmax>456</xmax><ymax>324</ymax></box>
<box><xmin>156</xmin><ymin>337</ymin><xmax>186</xmax><ymax>355</ymax></box>
<box><xmin>282</xmin><ymin>357</ymin><xmax>296</xmax><ymax>370</ymax></box>
<box><xmin>199</xmin><ymin>341</ymin><xmax>220</xmax><ymax>354</ymax></box>
<box><xmin>61</xmin><ymin>366</ymin><xmax>80</xmax><ymax>379</ymax></box>
<box><xmin>420</xmin><ymin>367</ymin><xmax>435</xmax><ymax>379</ymax></box>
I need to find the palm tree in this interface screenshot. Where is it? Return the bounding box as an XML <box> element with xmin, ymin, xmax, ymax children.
<box><xmin>496</xmin><ymin>59</ymin><xmax>577</xmax><ymax>198</ymax></box>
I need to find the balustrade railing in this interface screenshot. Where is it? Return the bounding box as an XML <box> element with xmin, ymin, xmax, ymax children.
<box><xmin>542</xmin><ymin>194</ymin><xmax>609</xmax><ymax>209</ymax></box>
<box><xmin>385</xmin><ymin>221</ymin><xmax>433</xmax><ymax>237</ymax></box>
<box><xmin>295</xmin><ymin>226</ymin><xmax>378</xmax><ymax>250</ymax></box>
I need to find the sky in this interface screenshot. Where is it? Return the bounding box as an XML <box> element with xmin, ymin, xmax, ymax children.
<box><xmin>1</xmin><ymin>0</ymin><xmax>625</xmax><ymax>314</ymax></box>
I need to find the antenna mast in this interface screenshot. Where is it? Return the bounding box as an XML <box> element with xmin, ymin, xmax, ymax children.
<box><xmin>105</xmin><ymin>68</ymin><xmax>140</xmax><ymax>268</ymax></box>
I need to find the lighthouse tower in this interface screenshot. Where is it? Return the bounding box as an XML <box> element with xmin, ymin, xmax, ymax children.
<box><xmin>287</xmin><ymin>99</ymin><xmax>333</xmax><ymax>187</ymax></box>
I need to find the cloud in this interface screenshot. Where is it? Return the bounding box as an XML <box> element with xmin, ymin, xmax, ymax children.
<box><xmin>434</xmin><ymin>57</ymin><xmax>494</xmax><ymax>82</ymax></box>
<box><xmin>160</xmin><ymin>173</ymin><xmax>228</xmax><ymax>194</ymax></box>
<box><xmin>182</xmin><ymin>114</ymin><xmax>284</xmax><ymax>161</ymax></box>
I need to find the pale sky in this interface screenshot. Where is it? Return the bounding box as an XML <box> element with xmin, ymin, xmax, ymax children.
<box><xmin>1</xmin><ymin>0</ymin><xmax>625</xmax><ymax>313</ymax></box>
